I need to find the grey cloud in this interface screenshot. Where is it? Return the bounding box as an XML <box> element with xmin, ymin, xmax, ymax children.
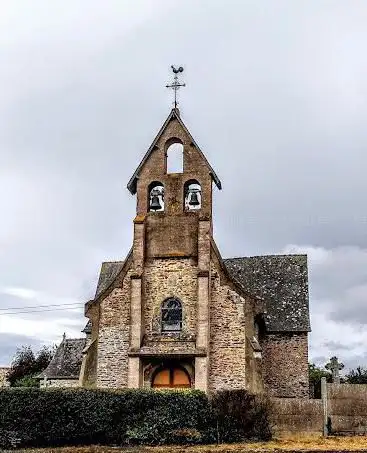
<box><xmin>0</xmin><ymin>333</ymin><xmax>43</xmax><ymax>366</ymax></box>
<box><xmin>322</xmin><ymin>341</ymin><xmax>364</xmax><ymax>352</ymax></box>
<box><xmin>1</xmin><ymin>1</ymin><xmax>367</xmax><ymax>364</ymax></box>
<box><xmin>310</xmin><ymin>353</ymin><xmax>367</xmax><ymax>374</ymax></box>
<box><xmin>310</xmin><ymin>356</ymin><xmax>330</xmax><ymax>369</ymax></box>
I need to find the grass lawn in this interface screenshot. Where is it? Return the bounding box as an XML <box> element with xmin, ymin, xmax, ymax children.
<box><xmin>11</xmin><ymin>435</ymin><xmax>367</xmax><ymax>453</ymax></box>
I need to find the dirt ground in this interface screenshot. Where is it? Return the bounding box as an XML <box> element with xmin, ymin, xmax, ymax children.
<box><xmin>11</xmin><ymin>435</ymin><xmax>367</xmax><ymax>453</ymax></box>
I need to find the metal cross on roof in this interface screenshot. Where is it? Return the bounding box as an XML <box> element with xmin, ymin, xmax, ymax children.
<box><xmin>166</xmin><ymin>65</ymin><xmax>186</xmax><ymax>109</ymax></box>
<box><xmin>325</xmin><ymin>356</ymin><xmax>344</xmax><ymax>384</ymax></box>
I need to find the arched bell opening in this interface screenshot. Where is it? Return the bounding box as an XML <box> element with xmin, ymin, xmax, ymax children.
<box><xmin>165</xmin><ymin>138</ymin><xmax>184</xmax><ymax>174</ymax></box>
<box><xmin>184</xmin><ymin>179</ymin><xmax>202</xmax><ymax>211</ymax></box>
<box><xmin>148</xmin><ymin>181</ymin><xmax>165</xmax><ymax>212</ymax></box>
<box><xmin>151</xmin><ymin>364</ymin><xmax>191</xmax><ymax>389</ymax></box>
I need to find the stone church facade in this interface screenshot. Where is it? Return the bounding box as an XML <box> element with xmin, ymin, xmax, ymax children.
<box><xmin>40</xmin><ymin>108</ymin><xmax>310</xmax><ymax>397</ymax></box>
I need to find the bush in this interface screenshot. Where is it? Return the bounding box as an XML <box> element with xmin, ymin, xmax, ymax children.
<box><xmin>0</xmin><ymin>387</ymin><xmax>271</xmax><ymax>449</ymax></box>
<box><xmin>211</xmin><ymin>389</ymin><xmax>272</xmax><ymax>443</ymax></box>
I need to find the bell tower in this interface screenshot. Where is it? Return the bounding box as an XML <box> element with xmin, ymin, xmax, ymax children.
<box><xmin>125</xmin><ymin>69</ymin><xmax>221</xmax><ymax>392</ymax></box>
<box><xmin>127</xmin><ymin>106</ymin><xmax>221</xmax><ymax>259</ymax></box>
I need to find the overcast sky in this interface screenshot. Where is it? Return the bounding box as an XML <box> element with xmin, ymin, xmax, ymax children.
<box><xmin>1</xmin><ymin>0</ymin><xmax>367</xmax><ymax>373</ymax></box>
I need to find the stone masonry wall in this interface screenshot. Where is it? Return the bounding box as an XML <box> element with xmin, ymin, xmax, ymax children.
<box><xmin>209</xmin><ymin>261</ymin><xmax>248</xmax><ymax>392</ymax></box>
<box><xmin>41</xmin><ymin>379</ymin><xmax>79</xmax><ymax>388</ymax></box>
<box><xmin>143</xmin><ymin>258</ymin><xmax>197</xmax><ymax>342</ymax></box>
<box><xmin>145</xmin><ymin>213</ymin><xmax>198</xmax><ymax>259</ymax></box>
<box><xmin>328</xmin><ymin>383</ymin><xmax>367</xmax><ymax>433</ymax></box>
<box><xmin>270</xmin><ymin>397</ymin><xmax>323</xmax><ymax>433</ymax></box>
<box><xmin>262</xmin><ymin>332</ymin><xmax>309</xmax><ymax>398</ymax></box>
<box><xmin>96</xmin><ymin>271</ymin><xmax>132</xmax><ymax>388</ymax></box>
<box><xmin>135</xmin><ymin>115</ymin><xmax>213</xmax><ymax>220</ymax></box>
<box><xmin>0</xmin><ymin>368</ymin><xmax>10</xmax><ymax>387</ymax></box>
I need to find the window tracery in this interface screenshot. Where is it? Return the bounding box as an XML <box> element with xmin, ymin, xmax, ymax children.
<box><xmin>161</xmin><ymin>297</ymin><xmax>182</xmax><ymax>332</ymax></box>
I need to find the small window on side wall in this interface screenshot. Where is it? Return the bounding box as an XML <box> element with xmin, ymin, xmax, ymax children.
<box><xmin>166</xmin><ymin>142</ymin><xmax>183</xmax><ymax>174</ymax></box>
<box><xmin>184</xmin><ymin>180</ymin><xmax>202</xmax><ymax>210</ymax></box>
<box><xmin>148</xmin><ymin>181</ymin><xmax>164</xmax><ymax>212</ymax></box>
<box><xmin>161</xmin><ymin>298</ymin><xmax>182</xmax><ymax>332</ymax></box>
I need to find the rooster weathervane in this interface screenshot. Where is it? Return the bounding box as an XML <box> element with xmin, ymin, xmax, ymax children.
<box><xmin>166</xmin><ymin>65</ymin><xmax>186</xmax><ymax>109</ymax></box>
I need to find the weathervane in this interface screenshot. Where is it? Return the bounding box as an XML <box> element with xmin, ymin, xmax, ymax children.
<box><xmin>166</xmin><ymin>65</ymin><xmax>185</xmax><ymax>108</ymax></box>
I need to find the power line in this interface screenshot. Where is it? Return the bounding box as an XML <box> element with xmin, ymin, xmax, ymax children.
<box><xmin>0</xmin><ymin>302</ymin><xmax>82</xmax><ymax>312</ymax></box>
<box><xmin>0</xmin><ymin>306</ymin><xmax>83</xmax><ymax>316</ymax></box>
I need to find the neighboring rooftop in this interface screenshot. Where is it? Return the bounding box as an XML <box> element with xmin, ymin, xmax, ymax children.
<box><xmin>224</xmin><ymin>254</ymin><xmax>310</xmax><ymax>332</ymax></box>
<box><xmin>38</xmin><ymin>338</ymin><xmax>86</xmax><ymax>379</ymax></box>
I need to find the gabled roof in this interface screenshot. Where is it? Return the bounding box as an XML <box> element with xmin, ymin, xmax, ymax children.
<box><xmin>38</xmin><ymin>338</ymin><xmax>86</xmax><ymax>380</ymax></box>
<box><xmin>92</xmin><ymin>255</ymin><xmax>310</xmax><ymax>334</ymax></box>
<box><xmin>127</xmin><ymin>108</ymin><xmax>222</xmax><ymax>194</ymax></box>
<box><xmin>93</xmin><ymin>261</ymin><xmax>124</xmax><ymax>300</ymax></box>
<box><xmin>82</xmin><ymin>320</ymin><xmax>92</xmax><ymax>334</ymax></box>
<box><xmin>95</xmin><ymin>261</ymin><xmax>124</xmax><ymax>299</ymax></box>
<box><xmin>224</xmin><ymin>255</ymin><xmax>310</xmax><ymax>333</ymax></box>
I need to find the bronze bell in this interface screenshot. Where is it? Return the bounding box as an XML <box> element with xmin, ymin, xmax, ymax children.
<box><xmin>189</xmin><ymin>190</ymin><xmax>200</xmax><ymax>207</ymax></box>
<box><xmin>150</xmin><ymin>190</ymin><xmax>162</xmax><ymax>211</ymax></box>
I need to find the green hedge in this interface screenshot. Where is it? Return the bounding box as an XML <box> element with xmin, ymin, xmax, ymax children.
<box><xmin>211</xmin><ymin>389</ymin><xmax>272</xmax><ymax>442</ymax></box>
<box><xmin>0</xmin><ymin>388</ymin><xmax>271</xmax><ymax>449</ymax></box>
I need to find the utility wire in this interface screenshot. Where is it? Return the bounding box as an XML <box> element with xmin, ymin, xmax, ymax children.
<box><xmin>0</xmin><ymin>302</ymin><xmax>82</xmax><ymax>311</ymax></box>
<box><xmin>0</xmin><ymin>306</ymin><xmax>83</xmax><ymax>316</ymax></box>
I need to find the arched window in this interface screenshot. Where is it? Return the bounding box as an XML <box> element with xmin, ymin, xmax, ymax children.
<box><xmin>166</xmin><ymin>141</ymin><xmax>183</xmax><ymax>174</ymax></box>
<box><xmin>184</xmin><ymin>180</ymin><xmax>202</xmax><ymax>210</ymax></box>
<box><xmin>152</xmin><ymin>366</ymin><xmax>191</xmax><ymax>389</ymax></box>
<box><xmin>148</xmin><ymin>181</ymin><xmax>164</xmax><ymax>212</ymax></box>
<box><xmin>161</xmin><ymin>297</ymin><xmax>182</xmax><ymax>332</ymax></box>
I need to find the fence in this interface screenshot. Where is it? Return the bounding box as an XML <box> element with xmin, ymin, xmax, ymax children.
<box><xmin>270</xmin><ymin>381</ymin><xmax>367</xmax><ymax>435</ymax></box>
<box><xmin>326</xmin><ymin>383</ymin><xmax>367</xmax><ymax>434</ymax></box>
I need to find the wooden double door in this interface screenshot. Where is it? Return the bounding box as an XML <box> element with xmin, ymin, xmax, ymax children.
<box><xmin>151</xmin><ymin>366</ymin><xmax>191</xmax><ymax>389</ymax></box>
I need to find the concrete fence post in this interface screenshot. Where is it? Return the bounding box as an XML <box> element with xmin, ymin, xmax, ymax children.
<box><xmin>321</xmin><ymin>377</ymin><xmax>328</xmax><ymax>436</ymax></box>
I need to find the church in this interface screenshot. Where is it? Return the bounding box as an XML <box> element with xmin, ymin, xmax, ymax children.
<box><xmin>40</xmin><ymin>103</ymin><xmax>310</xmax><ymax>398</ymax></box>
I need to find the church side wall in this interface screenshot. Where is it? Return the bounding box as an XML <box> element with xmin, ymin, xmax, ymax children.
<box><xmin>209</xmin><ymin>262</ymin><xmax>247</xmax><ymax>392</ymax></box>
<box><xmin>143</xmin><ymin>258</ymin><xmax>197</xmax><ymax>341</ymax></box>
<box><xmin>96</xmin><ymin>274</ymin><xmax>131</xmax><ymax>388</ymax></box>
<box><xmin>262</xmin><ymin>332</ymin><xmax>309</xmax><ymax>398</ymax></box>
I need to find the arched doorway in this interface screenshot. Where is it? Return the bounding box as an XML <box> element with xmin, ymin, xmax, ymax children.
<box><xmin>151</xmin><ymin>366</ymin><xmax>191</xmax><ymax>389</ymax></box>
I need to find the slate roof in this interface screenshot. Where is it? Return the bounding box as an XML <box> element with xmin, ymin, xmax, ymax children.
<box><xmin>224</xmin><ymin>255</ymin><xmax>310</xmax><ymax>332</ymax></box>
<box><xmin>38</xmin><ymin>338</ymin><xmax>86</xmax><ymax>379</ymax></box>
<box><xmin>82</xmin><ymin>320</ymin><xmax>92</xmax><ymax>334</ymax></box>
<box><xmin>127</xmin><ymin>108</ymin><xmax>222</xmax><ymax>194</ymax></box>
<box><xmin>93</xmin><ymin>255</ymin><xmax>310</xmax><ymax>333</ymax></box>
<box><xmin>95</xmin><ymin>261</ymin><xmax>124</xmax><ymax>298</ymax></box>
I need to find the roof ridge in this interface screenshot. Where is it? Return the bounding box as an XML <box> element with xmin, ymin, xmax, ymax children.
<box><xmin>101</xmin><ymin>260</ymin><xmax>124</xmax><ymax>264</ymax></box>
<box><xmin>224</xmin><ymin>253</ymin><xmax>307</xmax><ymax>260</ymax></box>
